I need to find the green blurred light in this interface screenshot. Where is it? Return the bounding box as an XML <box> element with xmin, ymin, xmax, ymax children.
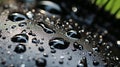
<box><xmin>94</xmin><ymin>0</ymin><xmax>120</xmax><ymax>19</ymax></box>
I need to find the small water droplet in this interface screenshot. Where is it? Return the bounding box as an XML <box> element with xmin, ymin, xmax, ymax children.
<box><xmin>49</xmin><ymin>37</ymin><xmax>70</xmax><ymax>49</ymax></box>
<box><xmin>21</xmin><ymin>30</ymin><xmax>27</xmax><ymax>34</ymax></box>
<box><xmin>35</xmin><ymin>58</ymin><xmax>46</xmax><ymax>67</ymax></box>
<box><xmin>93</xmin><ymin>60</ymin><xmax>99</xmax><ymax>66</ymax></box>
<box><xmin>32</xmin><ymin>38</ymin><xmax>40</xmax><ymax>44</ymax></box>
<box><xmin>77</xmin><ymin>57</ymin><xmax>87</xmax><ymax>67</ymax></box>
<box><xmin>68</xmin><ymin>56</ymin><xmax>72</xmax><ymax>60</ymax></box>
<box><xmin>18</xmin><ymin>22</ymin><xmax>27</xmax><ymax>27</ymax></box>
<box><xmin>59</xmin><ymin>59</ymin><xmax>64</xmax><ymax>64</ymax></box>
<box><xmin>43</xmin><ymin>53</ymin><xmax>48</xmax><ymax>57</ymax></box>
<box><xmin>38</xmin><ymin>22</ymin><xmax>55</xmax><ymax>34</ymax></box>
<box><xmin>73</xmin><ymin>42</ymin><xmax>83</xmax><ymax>50</ymax></box>
<box><xmin>51</xmin><ymin>49</ymin><xmax>56</xmax><ymax>53</ymax></box>
<box><xmin>66</xmin><ymin>30</ymin><xmax>81</xmax><ymax>39</ymax></box>
<box><xmin>92</xmin><ymin>47</ymin><xmax>100</xmax><ymax>52</ymax></box>
<box><xmin>38</xmin><ymin>46</ymin><xmax>44</xmax><ymax>52</ymax></box>
<box><xmin>11</xmin><ymin>25</ymin><xmax>16</xmax><ymax>29</ymax></box>
<box><xmin>14</xmin><ymin>44</ymin><xmax>26</xmax><ymax>54</ymax></box>
<box><xmin>1</xmin><ymin>59</ymin><xmax>6</xmax><ymax>65</ymax></box>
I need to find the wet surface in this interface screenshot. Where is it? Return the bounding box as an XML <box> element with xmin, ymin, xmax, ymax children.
<box><xmin>0</xmin><ymin>0</ymin><xmax>120</xmax><ymax>67</ymax></box>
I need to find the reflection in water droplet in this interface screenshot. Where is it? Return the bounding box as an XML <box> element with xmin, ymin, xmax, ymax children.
<box><xmin>8</xmin><ymin>13</ymin><xmax>28</xmax><ymax>22</ymax></box>
<box><xmin>38</xmin><ymin>22</ymin><xmax>55</xmax><ymax>34</ymax></box>
<box><xmin>11</xmin><ymin>34</ymin><xmax>29</xmax><ymax>43</ymax></box>
<box><xmin>49</xmin><ymin>37</ymin><xmax>70</xmax><ymax>49</ymax></box>
<box><xmin>35</xmin><ymin>58</ymin><xmax>46</xmax><ymax>67</ymax></box>
<box><xmin>14</xmin><ymin>44</ymin><xmax>26</xmax><ymax>54</ymax></box>
<box><xmin>66</xmin><ymin>30</ymin><xmax>81</xmax><ymax>40</ymax></box>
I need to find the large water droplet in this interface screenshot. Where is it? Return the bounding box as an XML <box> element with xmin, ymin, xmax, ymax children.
<box><xmin>14</xmin><ymin>44</ymin><xmax>26</xmax><ymax>53</ymax></box>
<box><xmin>11</xmin><ymin>34</ymin><xmax>29</xmax><ymax>43</ymax></box>
<box><xmin>37</xmin><ymin>1</ymin><xmax>61</xmax><ymax>15</ymax></box>
<box><xmin>8</xmin><ymin>13</ymin><xmax>28</xmax><ymax>22</ymax></box>
<box><xmin>66</xmin><ymin>30</ymin><xmax>81</xmax><ymax>39</ymax></box>
<box><xmin>35</xmin><ymin>58</ymin><xmax>46</xmax><ymax>67</ymax></box>
<box><xmin>49</xmin><ymin>37</ymin><xmax>70</xmax><ymax>49</ymax></box>
<box><xmin>38</xmin><ymin>22</ymin><xmax>55</xmax><ymax>34</ymax></box>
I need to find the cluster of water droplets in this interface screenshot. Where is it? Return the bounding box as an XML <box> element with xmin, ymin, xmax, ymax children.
<box><xmin>0</xmin><ymin>0</ymin><xmax>119</xmax><ymax>67</ymax></box>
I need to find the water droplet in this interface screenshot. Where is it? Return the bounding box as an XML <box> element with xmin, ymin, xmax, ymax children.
<box><xmin>79</xmin><ymin>45</ymin><xmax>83</xmax><ymax>50</ymax></box>
<box><xmin>37</xmin><ymin>1</ymin><xmax>61</xmax><ymax>15</ymax></box>
<box><xmin>38</xmin><ymin>22</ymin><xmax>55</xmax><ymax>34</ymax></box>
<box><xmin>38</xmin><ymin>46</ymin><xmax>44</xmax><ymax>52</ymax></box>
<box><xmin>68</xmin><ymin>56</ymin><xmax>72</xmax><ymax>60</ymax></box>
<box><xmin>73</xmin><ymin>42</ymin><xmax>83</xmax><ymax>50</ymax></box>
<box><xmin>2</xmin><ymin>37</ymin><xmax>6</xmax><ymax>40</ymax></box>
<box><xmin>73</xmin><ymin>42</ymin><xmax>79</xmax><ymax>48</ymax></box>
<box><xmin>35</xmin><ymin>58</ymin><xmax>46</xmax><ymax>67</ymax></box>
<box><xmin>66</xmin><ymin>30</ymin><xmax>81</xmax><ymax>39</ymax></box>
<box><xmin>49</xmin><ymin>37</ymin><xmax>70</xmax><ymax>49</ymax></box>
<box><xmin>11</xmin><ymin>25</ymin><xmax>16</xmax><ymax>29</ymax></box>
<box><xmin>32</xmin><ymin>38</ymin><xmax>40</xmax><ymax>44</ymax></box>
<box><xmin>43</xmin><ymin>53</ymin><xmax>48</xmax><ymax>57</ymax></box>
<box><xmin>8</xmin><ymin>13</ymin><xmax>28</xmax><ymax>22</ymax></box>
<box><xmin>59</xmin><ymin>59</ymin><xmax>64</xmax><ymax>64</ymax></box>
<box><xmin>11</xmin><ymin>34</ymin><xmax>29</xmax><ymax>43</ymax></box>
<box><xmin>21</xmin><ymin>30</ymin><xmax>27</xmax><ymax>34</ymax></box>
<box><xmin>93</xmin><ymin>60</ymin><xmax>99</xmax><ymax>66</ymax></box>
<box><xmin>72</xmin><ymin>6</ymin><xmax>78</xmax><ymax>12</ymax></box>
<box><xmin>8</xmin><ymin>45</ymin><xmax>12</xmax><ymax>49</ymax></box>
<box><xmin>28</xmin><ymin>30</ymin><xmax>36</xmax><ymax>36</ymax></box>
<box><xmin>14</xmin><ymin>44</ymin><xmax>26</xmax><ymax>53</ymax></box>
<box><xmin>88</xmin><ymin>52</ymin><xmax>92</xmax><ymax>56</ymax></box>
<box><xmin>18</xmin><ymin>22</ymin><xmax>27</xmax><ymax>27</ymax></box>
<box><xmin>92</xmin><ymin>47</ymin><xmax>100</xmax><ymax>52</ymax></box>
<box><xmin>1</xmin><ymin>59</ymin><xmax>6</xmax><ymax>65</ymax></box>
<box><xmin>77</xmin><ymin>57</ymin><xmax>87</xmax><ymax>67</ymax></box>
<box><xmin>51</xmin><ymin>49</ymin><xmax>56</xmax><ymax>53</ymax></box>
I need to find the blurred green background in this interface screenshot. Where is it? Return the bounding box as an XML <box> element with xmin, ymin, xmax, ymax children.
<box><xmin>92</xmin><ymin>0</ymin><xmax>120</xmax><ymax>19</ymax></box>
